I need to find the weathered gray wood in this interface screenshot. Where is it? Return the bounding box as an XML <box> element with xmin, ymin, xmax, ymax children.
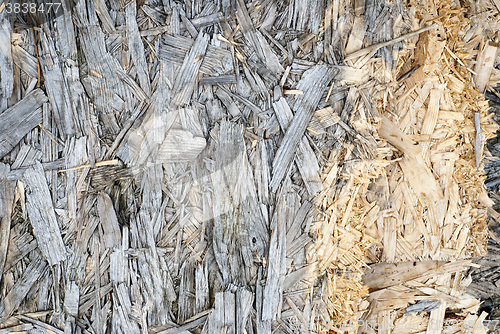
<box><xmin>202</xmin><ymin>291</ymin><xmax>235</xmax><ymax>334</ymax></box>
<box><xmin>262</xmin><ymin>187</ymin><xmax>287</xmax><ymax>323</ymax></box>
<box><xmin>0</xmin><ymin>164</ymin><xmax>14</xmax><ymax>283</ymax></box>
<box><xmin>39</xmin><ymin>30</ymin><xmax>82</xmax><ymax>138</ymax></box>
<box><xmin>236</xmin><ymin>0</ymin><xmax>283</xmax><ymax>77</ymax></box>
<box><xmin>200</xmin><ymin>75</ymin><xmax>237</xmax><ymax>85</ymax></box>
<box><xmin>63</xmin><ymin>281</ymin><xmax>80</xmax><ymax>318</ymax></box>
<box><xmin>4</xmin><ymin>228</ymin><xmax>37</xmax><ymax>272</ymax></box>
<box><xmin>0</xmin><ymin>89</ymin><xmax>47</xmax><ymax>159</ymax></box>
<box><xmin>11</xmin><ymin>45</ymin><xmax>38</xmax><ymax>79</ymax></box>
<box><xmin>0</xmin><ymin>252</ymin><xmax>47</xmax><ymax>320</ymax></box>
<box><xmin>0</xmin><ymin>16</ymin><xmax>13</xmax><ymax>111</ymax></box>
<box><xmin>272</xmin><ymin>91</ymin><xmax>323</xmax><ymax>195</ymax></box>
<box><xmin>211</xmin><ymin>120</ymin><xmax>247</xmax><ymax>286</ymax></box>
<box><xmin>126</xmin><ymin>0</ymin><xmax>151</xmax><ymax>96</ymax></box>
<box><xmin>160</xmin><ymin>35</ymin><xmax>233</xmax><ymax>75</ymax></box>
<box><xmin>270</xmin><ymin>65</ymin><xmax>335</xmax><ymax>191</ymax></box>
<box><xmin>24</xmin><ymin>162</ymin><xmax>66</xmax><ymax>266</ymax></box>
<box><xmin>172</xmin><ymin>32</ymin><xmax>209</xmax><ymax>106</ymax></box>
<box><xmin>97</xmin><ymin>193</ymin><xmax>122</xmax><ymax>249</ymax></box>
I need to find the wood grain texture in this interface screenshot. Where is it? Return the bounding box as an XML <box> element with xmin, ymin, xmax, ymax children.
<box><xmin>0</xmin><ymin>0</ymin><xmax>496</xmax><ymax>333</ymax></box>
<box><xmin>0</xmin><ymin>89</ymin><xmax>47</xmax><ymax>159</ymax></box>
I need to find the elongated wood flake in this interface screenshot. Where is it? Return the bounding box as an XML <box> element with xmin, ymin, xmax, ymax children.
<box><xmin>0</xmin><ymin>164</ymin><xmax>14</xmax><ymax>279</ymax></box>
<box><xmin>0</xmin><ymin>16</ymin><xmax>13</xmax><ymax>106</ymax></box>
<box><xmin>270</xmin><ymin>65</ymin><xmax>335</xmax><ymax>191</ymax></box>
<box><xmin>273</xmin><ymin>92</ymin><xmax>322</xmax><ymax>195</ymax></box>
<box><xmin>126</xmin><ymin>0</ymin><xmax>151</xmax><ymax>95</ymax></box>
<box><xmin>236</xmin><ymin>0</ymin><xmax>283</xmax><ymax>76</ymax></box>
<box><xmin>0</xmin><ymin>89</ymin><xmax>47</xmax><ymax>159</ymax></box>
<box><xmin>0</xmin><ymin>252</ymin><xmax>47</xmax><ymax>320</ymax></box>
<box><xmin>24</xmin><ymin>162</ymin><xmax>66</xmax><ymax>266</ymax></box>
<box><xmin>172</xmin><ymin>32</ymin><xmax>209</xmax><ymax>106</ymax></box>
<box><xmin>97</xmin><ymin>192</ymin><xmax>122</xmax><ymax>249</ymax></box>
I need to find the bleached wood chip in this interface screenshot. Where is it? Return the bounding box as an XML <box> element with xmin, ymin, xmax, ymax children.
<box><xmin>473</xmin><ymin>41</ymin><xmax>498</xmax><ymax>93</ymax></box>
<box><xmin>160</xmin><ymin>35</ymin><xmax>233</xmax><ymax>75</ymax></box>
<box><xmin>110</xmin><ymin>248</ymin><xmax>128</xmax><ymax>284</ymax></box>
<box><xmin>344</xmin><ymin>24</ymin><xmax>438</xmax><ymax>61</ymax></box>
<box><xmin>17</xmin><ymin>314</ymin><xmax>64</xmax><ymax>334</ymax></box>
<box><xmin>216</xmin><ymin>88</ymin><xmax>242</xmax><ymax>118</ymax></box>
<box><xmin>211</xmin><ymin>120</ymin><xmax>246</xmax><ymax>285</ymax></box>
<box><xmin>0</xmin><ymin>324</ymin><xmax>34</xmax><ymax>333</ymax></box>
<box><xmin>363</xmin><ymin>260</ymin><xmax>472</xmax><ymax>291</ymax></box>
<box><xmin>155</xmin><ymin>314</ymin><xmax>209</xmax><ymax>334</ymax></box>
<box><xmin>379</xmin><ymin>115</ymin><xmax>443</xmax><ymax>202</ymax></box>
<box><xmin>113</xmin><ymin>283</ymin><xmax>141</xmax><ymax>333</ymax></box>
<box><xmin>195</xmin><ymin>262</ymin><xmax>209</xmax><ymax>313</ymax></box>
<box><xmin>236</xmin><ymin>288</ymin><xmax>253</xmax><ymax>334</ymax></box>
<box><xmin>475</xmin><ymin>112</ymin><xmax>483</xmax><ymax>167</ymax></box>
<box><xmin>200</xmin><ymin>75</ymin><xmax>237</xmax><ymax>85</ymax></box>
<box><xmin>345</xmin><ymin>7</ymin><xmax>366</xmax><ymax>55</ymax></box>
<box><xmin>426</xmin><ymin>300</ymin><xmax>446</xmax><ymax>334</ymax></box>
<box><xmin>283</xmin><ymin>263</ymin><xmax>318</xmax><ymax>291</ymax></box>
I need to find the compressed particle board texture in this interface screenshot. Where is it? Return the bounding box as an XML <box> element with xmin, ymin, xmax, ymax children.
<box><xmin>0</xmin><ymin>0</ymin><xmax>499</xmax><ymax>333</ymax></box>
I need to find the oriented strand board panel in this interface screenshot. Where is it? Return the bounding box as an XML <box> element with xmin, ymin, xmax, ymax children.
<box><xmin>0</xmin><ymin>0</ymin><xmax>497</xmax><ymax>333</ymax></box>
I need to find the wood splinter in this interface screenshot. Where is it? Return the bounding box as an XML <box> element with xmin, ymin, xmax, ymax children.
<box><xmin>344</xmin><ymin>23</ymin><xmax>439</xmax><ymax>61</ymax></box>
